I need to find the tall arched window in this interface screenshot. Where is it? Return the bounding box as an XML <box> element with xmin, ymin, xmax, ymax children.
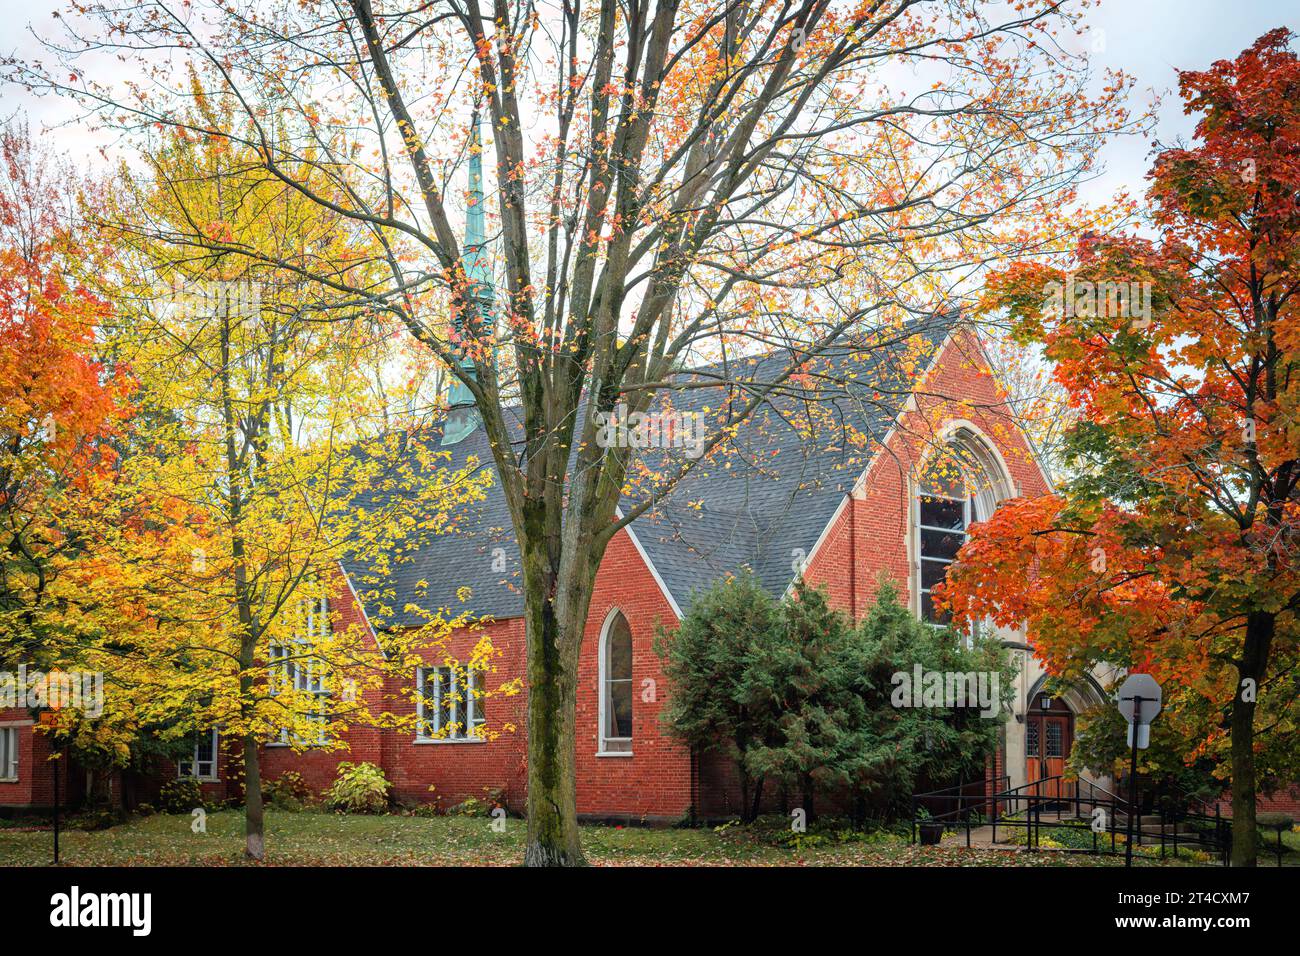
<box><xmin>599</xmin><ymin>611</ymin><xmax>633</xmax><ymax>754</ymax></box>
<box><xmin>915</xmin><ymin>428</ymin><xmax>1010</xmax><ymax>625</ymax></box>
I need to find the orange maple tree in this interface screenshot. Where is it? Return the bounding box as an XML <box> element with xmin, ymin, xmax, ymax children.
<box><xmin>943</xmin><ymin>29</ymin><xmax>1300</xmax><ymax>866</ymax></box>
<box><xmin>0</xmin><ymin>121</ymin><xmax>127</xmax><ymax>661</ymax></box>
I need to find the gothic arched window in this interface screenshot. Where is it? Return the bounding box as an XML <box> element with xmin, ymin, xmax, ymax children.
<box><xmin>915</xmin><ymin>429</ymin><xmax>1010</xmax><ymax>624</ymax></box>
<box><xmin>599</xmin><ymin>611</ymin><xmax>634</xmax><ymax>754</ymax></box>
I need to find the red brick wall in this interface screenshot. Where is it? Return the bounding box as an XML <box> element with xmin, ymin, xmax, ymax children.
<box><xmin>381</xmin><ymin>616</ymin><xmax>528</xmax><ymax>811</ymax></box>
<box><xmin>257</xmin><ymin>568</ymin><xmax>389</xmax><ymax>799</ymax></box>
<box><xmin>252</xmin><ymin>527</ymin><xmax>690</xmax><ymax>821</ymax></box>
<box><xmin>804</xmin><ymin>329</ymin><xmax>1051</xmax><ymax>620</ymax></box>
<box><xmin>0</xmin><ymin>715</ymin><xmax>45</xmax><ymax>808</ymax></box>
<box><xmin>575</xmin><ymin>527</ymin><xmax>690</xmax><ymax>821</ymax></box>
<box><xmin>0</xmin><ymin>713</ymin><xmax>94</xmax><ymax>810</ymax></box>
<box><xmin>376</xmin><ymin>527</ymin><xmax>691</xmax><ymax>821</ymax></box>
<box><xmin>1217</xmin><ymin>786</ymin><xmax>1300</xmax><ymax>818</ymax></box>
<box><xmin>1257</xmin><ymin>789</ymin><xmax>1300</xmax><ymax>817</ymax></box>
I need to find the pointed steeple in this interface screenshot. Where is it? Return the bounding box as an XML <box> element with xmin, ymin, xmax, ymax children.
<box><xmin>443</xmin><ymin>109</ymin><xmax>492</xmax><ymax>446</ymax></box>
<box><xmin>463</xmin><ymin>111</ymin><xmax>492</xmax><ymax>298</ymax></box>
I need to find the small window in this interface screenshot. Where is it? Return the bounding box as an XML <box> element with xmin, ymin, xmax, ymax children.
<box><xmin>416</xmin><ymin>665</ymin><xmax>485</xmax><ymax>741</ymax></box>
<box><xmin>1046</xmin><ymin>722</ymin><xmax>1064</xmax><ymax>758</ymax></box>
<box><xmin>1026</xmin><ymin>720</ymin><xmax>1039</xmax><ymax>757</ymax></box>
<box><xmin>600</xmin><ymin>612</ymin><xmax>633</xmax><ymax>753</ymax></box>
<box><xmin>179</xmin><ymin>729</ymin><xmax>219</xmax><ymax>781</ymax></box>
<box><xmin>0</xmin><ymin>727</ymin><xmax>18</xmax><ymax>781</ymax></box>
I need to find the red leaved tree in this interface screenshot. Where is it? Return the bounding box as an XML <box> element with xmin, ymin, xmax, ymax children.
<box><xmin>944</xmin><ymin>29</ymin><xmax>1300</xmax><ymax>866</ymax></box>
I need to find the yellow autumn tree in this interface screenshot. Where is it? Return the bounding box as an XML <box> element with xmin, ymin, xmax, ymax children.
<box><xmin>66</xmin><ymin>85</ymin><xmax>494</xmax><ymax>859</ymax></box>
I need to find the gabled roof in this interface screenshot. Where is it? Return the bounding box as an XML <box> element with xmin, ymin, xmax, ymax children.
<box><xmin>343</xmin><ymin>315</ymin><xmax>954</xmax><ymax>630</ymax></box>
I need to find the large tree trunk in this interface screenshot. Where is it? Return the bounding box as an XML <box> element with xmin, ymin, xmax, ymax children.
<box><xmin>243</xmin><ymin>733</ymin><xmax>265</xmax><ymax>861</ymax></box>
<box><xmin>238</xmin><ymin>617</ymin><xmax>265</xmax><ymax>861</ymax></box>
<box><xmin>520</xmin><ymin>524</ymin><xmax>594</xmax><ymax>866</ymax></box>
<box><xmin>1229</xmin><ymin>611</ymin><xmax>1274</xmax><ymax>867</ymax></box>
<box><xmin>522</xmin><ymin>597</ymin><xmax>583</xmax><ymax>866</ymax></box>
<box><xmin>220</xmin><ymin>303</ymin><xmax>267</xmax><ymax>863</ymax></box>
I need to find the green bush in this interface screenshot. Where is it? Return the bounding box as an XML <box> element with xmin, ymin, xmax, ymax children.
<box><xmin>73</xmin><ymin>807</ymin><xmax>124</xmax><ymax>831</ymax></box>
<box><xmin>1022</xmin><ymin>824</ymin><xmax>1099</xmax><ymax>851</ymax></box>
<box><xmin>157</xmin><ymin>778</ymin><xmax>205</xmax><ymax>814</ymax></box>
<box><xmin>718</xmin><ymin>813</ymin><xmax>906</xmax><ymax>851</ymax></box>
<box><xmin>657</xmin><ymin>576</ymin><xmax>1013</xmax><ymax>823</ymax></box>
<box><xmin>447</xmin><ymin>796</ymin><xmax>491</xmax><ymax>817</ymax></box>
<box><xmin>265</xmin><ymin>771</ymin><xmax>314</xmax><ymax>809</ymax></box>
<box><xmin>447</xmin><ymin>787</ymin><xmax>506</xmax><ymax>817</ymax></box>
<box><xmin>323</xmin><ymin>761</ymin><xmax>391</xmax><ymax>814</ymax></box>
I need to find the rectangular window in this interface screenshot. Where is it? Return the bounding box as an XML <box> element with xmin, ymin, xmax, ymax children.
<box><xmin>917</xmin><ymin>493</ymin><xmax>973</xmax><ymax>625</ymax></box>
<box><xmin>416</xmin><ymin>666</ymin><xmax>485</xmax><ymax>741</ymax></box>
<box><xmin>269</xmin><ymin>594</ymin><xmax>331</xmax><ymax>746</ymax></box>
<box><xmin>0</xmin><ymin>727</ymin><xmax>18</xmax><ymax>781</ymax></box>
<box><xmin>178</xmin><ymin>729</ymin><xmax>219</xmax><ymax>781</ymax></box>
<box><xmin>1046</xmin><ymin>722</ymin><xmax>1064</xmax><ymax>758</ymax></box>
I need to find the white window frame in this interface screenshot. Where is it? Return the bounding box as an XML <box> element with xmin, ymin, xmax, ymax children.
<box><xmin>268</xmin><ymin>594</ymin><xmax>331</xmax><ymax>747</ymax></box>
<box><xmin>597</xmin><ymin>609</ymin><xmax>633</xmax><ymax>756</ymax></box>
<box><xmin>178</xmin><ymin>729</ymin><xmax>219</xmax><ymax>781</ymax></box>
<box><xmin>0</xmin><ymin>726</ymin><xmax>19</xmax><ymax>782</ymax></box>
<box><xmin>413</xmin><ymin>660</ymin><xmax>486</xmax><ymax>743</ymax></box>
<box><xmin>415</xmin><ymin>665</ymin><xmax>485</xmax><ymax>743</ymax></box>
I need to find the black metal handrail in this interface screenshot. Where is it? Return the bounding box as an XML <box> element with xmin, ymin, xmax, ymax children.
<box><xmin>910</xmin><ymin>774</ymin><xmax>1231</xmax><ymax>864</ymax></box>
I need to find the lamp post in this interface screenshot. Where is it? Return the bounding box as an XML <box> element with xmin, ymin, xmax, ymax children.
<box><xmin>53</xmin><ymin>747</ymin><xmax>59</xmax><ymax>864</ymax></box>
<box><xmin>39</xmin><ymin>709</ymin><xmax>62</xmax><ymax>864</ymax></box>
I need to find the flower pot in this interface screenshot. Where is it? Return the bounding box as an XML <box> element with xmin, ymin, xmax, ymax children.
<box><xmin>919</xmin><ymin>821</ymin><xmax>944</xmax><ymax>845</ymax></box>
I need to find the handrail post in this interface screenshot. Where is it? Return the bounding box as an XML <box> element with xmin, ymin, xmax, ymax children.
<box><xmin>1032</xmin><ymin>793</ymin><xmax>1039</xmax><ymax>850</ymax></box>
<box><xmin>1110</xmin><ymin>796</ymin><xmax>1117</xmax><ymax>855</ymax></box>
<box><xmin>1215</xmin><ymin>804</ymin><xmax>1224</xmax><ymax>866</ymax></box>
<box><xmin>991</xmin><ymin>780</ymin><xmax>998</xmax><ymax>845</ymax></box>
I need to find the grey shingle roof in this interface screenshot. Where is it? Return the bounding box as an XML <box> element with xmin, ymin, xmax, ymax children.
<box><xmin>340</xmin><ymin>416</ymin><xmax>526</xmax><ymax>629</ymax></box>
<box><xmin>343</xmin><ymin>316</ymin><xmax>953</xmax><ymax>630</ymax></box>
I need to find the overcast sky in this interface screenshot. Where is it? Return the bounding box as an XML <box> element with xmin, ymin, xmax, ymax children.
<box><xmin>1076</xmin><ymin>0</ymin><xmax>1299</xmax><ymax>206</ymax></box>
<box><xmin>2</xmin><ymin>1</ymin><xmax>1297</xmax><ymax>210</ymax></box>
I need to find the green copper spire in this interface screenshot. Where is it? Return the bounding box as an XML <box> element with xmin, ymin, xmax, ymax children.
<box><xmin>463</xmin><ymin>110</ymin><xmax>491</xmax><ymax>296</ymax></box>
<box><xmin>443</xmin><ymin>109</ymin><xmax>492</xmax><ymax>446</ymax></box>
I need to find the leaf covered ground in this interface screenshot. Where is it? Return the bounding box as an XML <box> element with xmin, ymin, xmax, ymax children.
<box><xmin>0</xmin><ymin>811</ymin><xmax>1196</xmax><ymax>867</ymax></box>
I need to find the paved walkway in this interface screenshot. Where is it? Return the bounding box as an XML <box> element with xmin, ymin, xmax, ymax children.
<box><xmin>939</xmin><ymin>825</ymin><xmax>1022</xmax><ymax>850</ymax></box>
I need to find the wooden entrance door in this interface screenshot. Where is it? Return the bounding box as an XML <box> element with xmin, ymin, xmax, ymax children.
<box><xmin>1026</xmin><ymin>693</ymin><xmax>1074</xmax><ymax>801</ymax></box>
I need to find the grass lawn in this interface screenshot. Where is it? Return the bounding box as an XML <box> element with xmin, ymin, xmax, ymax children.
<box><xmin>0</xmin><ymin>811</ymin><xmax>1195</xmax><ymax>867</ymax></box>
<box><xmin>1259</xmin><ymin>826</ymin><xmax>1300</xmax><ymax>866</ymax></box>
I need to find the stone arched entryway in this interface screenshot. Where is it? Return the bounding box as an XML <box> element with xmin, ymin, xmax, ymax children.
<box><xmin>1021</xmin><ymin>674</ymin><xmax>1112</xmax><ymax>798</ymax></box>
<box><xmin>1025</xmin><ymin>691</ymin><xmax>1073</xmax><ymax>798</ymax></box>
